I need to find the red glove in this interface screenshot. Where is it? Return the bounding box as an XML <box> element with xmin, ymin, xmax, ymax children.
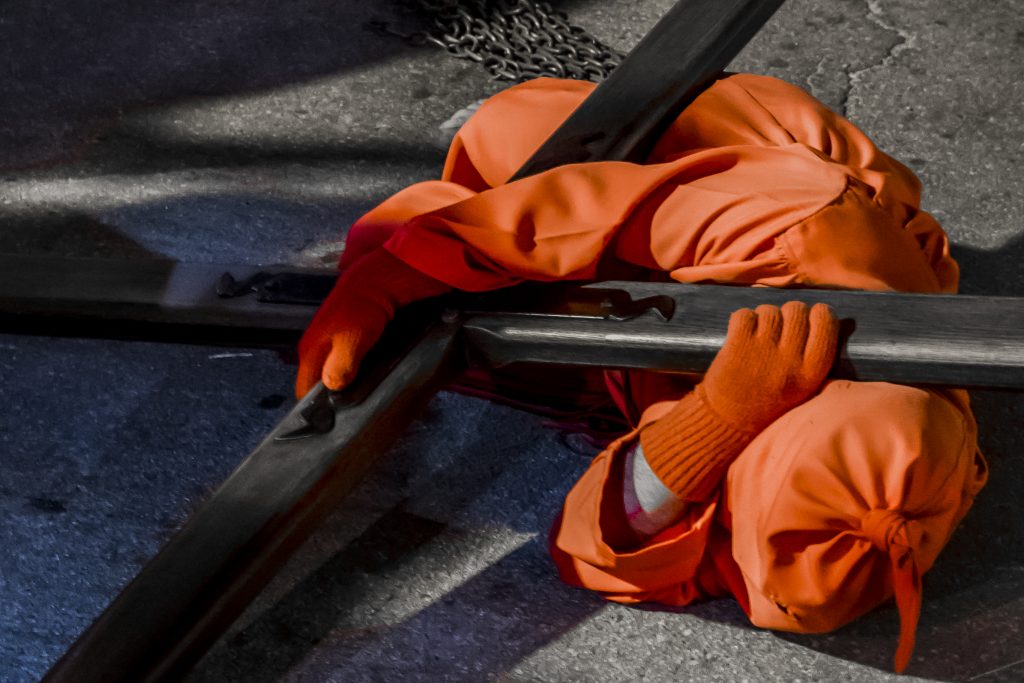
<box><xmin>296</xmin><ymin>248</ymin><xmax>450</xmax><ymax>397</ymax></box>
<box><xmin>640</xmin><ymin>301</ymin><xmax>839</xmax><ymax>501</ymax></box>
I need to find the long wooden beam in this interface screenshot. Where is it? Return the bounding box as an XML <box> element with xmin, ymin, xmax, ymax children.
<box><xmin>458</xmin><ymin>281</ymin><xmax>1024</xmax><ymax>390</ymax></box>
<box><xmin>0</xmin><ymin>254</ymin><xmax>323</xmax><ymax>347</ymax></box>
<box><xmin>5</xmin><ymin>254</ymin><xmax>1024</xmax><ymax>389</ymax></box>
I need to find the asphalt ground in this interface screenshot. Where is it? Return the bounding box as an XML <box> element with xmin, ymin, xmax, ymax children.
<box><xmin>2</xmin><ymin>0</ymin><xmax>1023</xmax><ymax>680</ymax></box>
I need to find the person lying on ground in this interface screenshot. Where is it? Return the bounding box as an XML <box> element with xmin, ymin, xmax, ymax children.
<box><xmin>296</xmin><ymin>73</ymin><xmax>988</xmax><ymax>673</ymax></box>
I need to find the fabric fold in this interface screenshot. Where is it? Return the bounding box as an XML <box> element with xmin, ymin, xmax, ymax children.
<box><xmin>861</xmin><ymin>508</ymin><xmax>923</xmax><ymax>673</ymax></box>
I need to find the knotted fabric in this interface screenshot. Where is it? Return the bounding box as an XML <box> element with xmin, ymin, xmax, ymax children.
<box><xmin>727</xmin><ymin>381</ymin><xmax>986</xmax><ymax>674</ymax></box>
<box><xmin>861</xmin><ymin>509</ymin><xmax>923</xmax><ymax>673</ymax></box>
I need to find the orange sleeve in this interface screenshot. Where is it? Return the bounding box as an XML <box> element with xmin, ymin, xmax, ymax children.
<box><xmin>383</xmin><ymin>76</ymin><xmax>894</xmax><ymax>292</ymax></box>
<box><xmin>549</xmin><ymin>431</ymin><xmax>720</xmax><ymax>606</ymax></box>
<box><xmin>339</xmin><ymin>181</ymin><xmax>477</xmax><ymax>268</ymax></box>
<box><xmin>342</xmin><ymin>75</ymin><xmax>953</xmax><ymax>296</ymax></box>
<box><xmin>387</xmin><ymin>75</ymin><xmax>937</xmax><ymax>294</ymax></box>
<box><xmin>384</xmin><ymin>156</ymin><xmax>773</xmax><ymax>290</ymax></box>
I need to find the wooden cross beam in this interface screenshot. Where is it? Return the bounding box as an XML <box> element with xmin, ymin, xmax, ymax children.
<box><xmin>24</xmin><ymin>0</ymin><xmax>1020</xmax><ymax>679</ymax></box>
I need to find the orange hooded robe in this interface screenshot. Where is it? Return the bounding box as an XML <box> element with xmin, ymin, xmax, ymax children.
<box><xmin>339</xmin><ymin>74</ymin><xmax>988</xmax><ymax>672</ymax></box>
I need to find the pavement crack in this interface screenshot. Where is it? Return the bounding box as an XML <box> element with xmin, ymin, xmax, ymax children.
<box><xmin>837</xmin><ymin>62</ymin><xmax>853</xmax><ymax>119</ymax></box>
<box><xmin>864</xmin><ymin>0</ymin><xmax>917</xmax><ymax>62</ymax></box>
<box><xmin>805</xmin><ymin>55</ymin><xmax>853</xmax><ymax>118</ymax></box>
<box><xmin>846</xmin><ymin>0</ymin><xmax>918</xmax><ymax>118</ymax></box>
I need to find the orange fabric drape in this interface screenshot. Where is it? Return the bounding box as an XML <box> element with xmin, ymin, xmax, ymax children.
<box><xmin>340</xmin><ymin>74</ymin><xmax>986</xmax><ymax>672</ymax></box>
<box><xmin>348</xmin><ymin>75</ymin><xmax>956</xmax><ymax>297</ymax></box>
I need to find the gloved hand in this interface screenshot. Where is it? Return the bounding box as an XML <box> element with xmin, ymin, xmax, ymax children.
<box><xmin>295</xmin><ymin>248</ymin><xmax>450</xmax><ymax>398</ymax></box>
<box><xmin>702</xmin><ymin>300</ymin><xmax>840</xmax><ymax>433</ymax></box>
<box><xmin>640</xmin><ymin>301</ymin><xmax>839</xmax><ymax>501</ymax></box>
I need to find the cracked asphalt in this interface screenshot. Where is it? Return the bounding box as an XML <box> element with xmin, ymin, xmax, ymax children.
<box><xmin>2</xmin><ymin>0</ymin><xmax>1023</xmax><ymax>681</ymax></box>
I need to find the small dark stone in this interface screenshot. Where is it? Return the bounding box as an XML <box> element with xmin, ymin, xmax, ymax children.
<box><xmin>258</xmin><ymin>394</ymin><xmax>287</xmax><ymax>409</ymax></box>
<box><xmin>411</xmin><ymin>86</ymin><xmax>432</xmax><ymax>100</ymax></box>
<box><xmin>28</xmin><ymin>497</ymin><xmax>67</xmax><ymax>513</ymax></box>
<box><xmin>768</xmin><ymin>57</ymin><xmax>790</xmax><ymax>68</ymax></box>
<box><xmin>228</xmin><ymin>629</ymin><xmax>252</xmax><ymax>648</ymax></box>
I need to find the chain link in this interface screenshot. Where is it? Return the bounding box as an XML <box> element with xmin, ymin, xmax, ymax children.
<box><xmin>370</xmin><ymin>0</ymin><xmax>624</xmax><ymax>83</ymax></box>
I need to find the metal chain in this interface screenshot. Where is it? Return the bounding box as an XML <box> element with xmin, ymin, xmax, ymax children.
<box><xmin>369</xmin><ymin>0</ymin><xmax>624</xmax><ymax>83</ymax></box>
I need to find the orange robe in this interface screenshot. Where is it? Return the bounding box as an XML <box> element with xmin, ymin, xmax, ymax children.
<box><xmin>341</xmin><ymin>75</ymin><xmax>988</xmax><ymax>671</ymax></box>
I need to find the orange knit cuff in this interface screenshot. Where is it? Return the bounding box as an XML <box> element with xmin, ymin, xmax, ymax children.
<box><xmin>639</xmin><ymin>386</ymin><xmax>755</xmax><ymax>502</ymax></box>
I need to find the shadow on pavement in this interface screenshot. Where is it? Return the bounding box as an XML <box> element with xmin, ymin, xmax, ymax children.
<box><xmin>65</xmin><ymin>135</ymin><xmax>448</xmax><ymax>175</ymax></box>
<box><xmin>952</xmin><ymin>235</ymin><xmax>1024</xmax><ymax>297</ymax></box>
<box><xmin>0</xmin><ymin>211</ymin><xmax>164</xmax><ymax>259</ymax></box>
<box><xmin>187</xmin><ymin>506</ymin><xmax>603</xmax><ymax>682</ymax></box>
<box><xmin>0</xmin><ymin>0</ymin><xmax>432</xmax><ymax>170</ymax></box>
<box><xmin>0</xmin><ymin>194</ymin><xmax>370</xmax><ymax>266</ymax></box>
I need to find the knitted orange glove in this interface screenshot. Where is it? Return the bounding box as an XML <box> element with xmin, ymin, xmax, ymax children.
<box><xmin>295</xmin><ymin>248</ymin><xmax>450</xmax><ymax>398</ymax></box>
<box><xmin>640</xmin><ymin>301</ymin><xmax>839</xmax><ymax>501</ymax></box>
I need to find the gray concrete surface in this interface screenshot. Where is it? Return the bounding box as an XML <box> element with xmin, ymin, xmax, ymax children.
<box><xmin>2</xmin><ymin>0</ymin><xmax>1023</xmax><ymax>680</ymax></box>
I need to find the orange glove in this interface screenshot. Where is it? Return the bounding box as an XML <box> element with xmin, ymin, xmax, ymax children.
<box><xmin>640</xmin><ymin>301</ymin><xmax>839</xmax><ymax>501</ymax></box>
<box><xmin>295</xmin><ymin>248</ymin><xmax>450</xmax><ymax>397</ymax></box>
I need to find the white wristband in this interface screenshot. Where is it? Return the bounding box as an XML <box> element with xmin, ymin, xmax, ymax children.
<box><xmin>622</xmin><ymin>442</ymin><xmax>688</xmax><ymax>537</ymax></box>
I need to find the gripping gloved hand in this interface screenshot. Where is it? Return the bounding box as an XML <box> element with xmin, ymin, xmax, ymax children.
<box><xmin>295</xmin><ymin>248</ymin><xmax>450</xmax><ymax>398</ymax></box>
<box><xmin>640</xmin><ymin>301</ymin><xmax>839</xmax><ymax>501</ymax></box>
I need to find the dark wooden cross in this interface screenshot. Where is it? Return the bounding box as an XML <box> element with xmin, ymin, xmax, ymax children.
<box><xmin>25</xmin><ymin>0</ymin><xmax>1022</xmax><ymax>680</ymax></box>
